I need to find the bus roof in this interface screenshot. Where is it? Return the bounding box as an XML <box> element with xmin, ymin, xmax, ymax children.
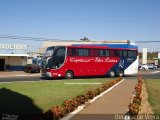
<box><xmin>71</xmin><ymin>44</ymin><xmax>138</xmax><ymax>50</ymax></box>
<box><xmin>68</xmin><ymin>45</ymin><xmax>110</xmax><ymax>49</ymax></box>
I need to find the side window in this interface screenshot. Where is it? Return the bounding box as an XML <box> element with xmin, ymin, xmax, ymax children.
<box><xmin>90</xmin><ymin>49</ymin><xmax>98</xmax><ymax>57</ymax></box>
<box><xmin>114</xmin><ymin>50</ymin><xmax>123</xmax><ymax>57</ymax></box>
<box><xmin>67</xmin><ymin>48</ymin><xmax>76</xmax><ymax>56</ymax></box>
<box><xmin>99</xmin><ymin>50</ymin><xmax>110</xmax><ymax>57</ymax></box>
<box><xmin>128</xmin><ymin>51</ymin><xmax>136</xmax><ymax>57</ymax></box>
<box><xmin>54</xmin><ymin>47</ymin><xmax>65</xmax><ymax>57</ymax></box>
<box><xmin>123</xmin><ymin>50</ymin><xmax>128</xmax><ymax>57</ymax></box>
<box><xmin>110</xmin><ymin>50</ymin><xmax>114</xmax><ymax>57</ymax></box>
<box><xmin>77</xmin><ymin>49</ymin><xmax>89</xmax><ymax>56</ymax></box>
<box><xmin>99</xmin><ymin>50</ymin><xmax>104</xmax><ymax>56</ymax></box>
<box><xmin>67</xmin><ymin>48</ymin><xmax>71</xmax><ymax>56</ymax></box>
<box><xmin>71</xmin><ymin>49</ymin><xmax>76</xmax><ymax>56</ymax></box>
<box><xmin>104</xmin><ymin>50</ymin><xmax>110</xmax><ymax>56</ymax></box>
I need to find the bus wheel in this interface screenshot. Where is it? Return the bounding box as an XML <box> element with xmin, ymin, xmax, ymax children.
<box><xmin>65</xmin><ymin>71</ymin><xmax>74</xmax><ymax>79</ymax></box>
<box><xmin>28</xmin><ymin>70</ymin><xmax>31</xmax><ymax>73</ymax></box>
<box><xmin>109</xmin><ymin>70</ymin><xmax>115</xmax><ymax>77</ymax></box>
<box><xmin>117</xmin><ymin>69</ymin><xmax>124</xmax><ymax>77</ymax></box>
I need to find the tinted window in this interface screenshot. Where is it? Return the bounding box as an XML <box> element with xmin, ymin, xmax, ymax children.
<box><xmin>115</xmin><ymin>50</ymin><xmax>123</xmax><ymax>57</ymax></box>
<box><xmin>54</xmin><ymin>47</ymin><xmax>65</xmax><ymax>57</ymax></box>
<box><xmin>128</xmin><ymin>51</ymin><xmax>136</xmax><ymax>57</ymax></box>
<box><xmin>44</xmin><ymin>47</ymin><xmax>55</xmax><ymax>57</ymax></box>
<box><xmin>77</xmin><ymin>49</ymin><xmax>89</xmax><ymax>56</ymax></box>
<box><xmin>99</xmin><ymin>50</ymin><xmax>110</xmax><ymax>57</ymax></box>
<box><xmin>90</xmin><ymin>49</ymin><xmax>98</xmax><ymax>57</ymax></box>
<box><xmin>67</xmin><ymin>48</ymin><xmax>76</xmax><ymax>56</ymax></box>
<box><xmin>123</xmin><ymin>50</ymin><xmax>128</xmax><ymax>57</ymax></box>
<box><xmin>71</xmin><ymin>49</ymin><xmax>76</xmax><ymax>56</ymax></box>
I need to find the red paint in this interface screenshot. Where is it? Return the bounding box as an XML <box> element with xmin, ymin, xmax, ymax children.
<box><xmin>42</xmin><ymin>57</ymin><xmax>120</xmax><ymax>77</ymax></box>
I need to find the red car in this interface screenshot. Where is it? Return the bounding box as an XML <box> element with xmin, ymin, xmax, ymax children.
<box><xmin>24</xmin><ymin>64</ymin><xmax>40</xmax><ymax>73</ymax></box>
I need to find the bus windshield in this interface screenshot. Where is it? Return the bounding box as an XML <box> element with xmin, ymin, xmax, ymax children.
<box><xmin>43</xmin><ymin>46</ymin><xmax>55</xmax><ymax>58</ymax></box>
<box><xmin>42</xmin><ymin>46</ymin><xmax>66</xmax><ymax>69</ymax></box>
<box><xmin>42</xmin><ymin>47</ymin><xmax>55</xmax><ymax>69</ymax></box>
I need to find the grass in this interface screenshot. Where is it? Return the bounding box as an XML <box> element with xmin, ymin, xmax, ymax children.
<box><xmin>0</xmin><ymin>78</ymin><xmax>113</xmax><ymax>113</ymax></box>
<box><xmin>144</xmin><ymin>79</ymin><xmax>160</xmax><ymax>114</ymax></box>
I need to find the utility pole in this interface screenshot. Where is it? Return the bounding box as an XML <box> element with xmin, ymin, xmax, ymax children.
<box><xmin>142</xmin><ymin>48</ymin><xmax>147</xmax><ymax>64</ymax></box>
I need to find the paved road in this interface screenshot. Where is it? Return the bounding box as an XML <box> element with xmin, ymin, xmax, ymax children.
<box><xmin>0</xmin><ymin>75</ymin><xmax>42</xmax><ymax>83</ymax></box>
<box><xmin>0</xmin><ymin>70</ymin><xmax>159</xmax><ymax>83</ymax></box>
<box><xmin>68</xmin><ymin>78</ymin><xmax>137</xmax><ymax>120</ymax></box>
<box><xmin>139</xmin><ymin>70</ymin><xmax>160</xmax><ymax>79</ymax></box>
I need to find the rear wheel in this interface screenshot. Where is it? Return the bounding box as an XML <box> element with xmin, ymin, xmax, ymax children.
<box><xmin>109</xmin><ymin>70</ymin><xmax>115</xmax><ymax>77</ymax></box>
<box><xmin>117</xmin><ymin>69</ymin><xmax>124</xmax><ymax>77</ymax></box>
<box><xmin>142</xmin><ymin>67</ymin><xmax>146</xmax><ymax>70</ymax></box>
<box><xmin>153</xmin><ymin>67</ymin><xmax>156</xmax><ymax>70</ymax></box>
<box><xmin>65</xmin><ymin>71</ymin><xmax>74</xmax><ymax>79</ymax></box>
<box><xmin>28</xmin><ymin>69</ymin><xmax>32</xmax><ymax>73</ymax></box>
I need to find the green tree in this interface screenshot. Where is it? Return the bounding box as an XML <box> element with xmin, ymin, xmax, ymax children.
<box><xmin>80</xmin><ymin>37</ymin><xmax>89</xmax><ymax>41</ymax></box>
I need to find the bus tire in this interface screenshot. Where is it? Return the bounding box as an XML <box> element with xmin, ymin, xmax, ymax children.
<box><xmin>117</xmin><ymin>69</ymin><xmax>124</xmax><ymax>77</ymax></box>
<box><xmin>65</xmin><ymin>71</ymin><xmax>74</xmax><ymax>79</ymax></box>
<box><xmin>29</xmin><ymin>70</ymin><xmax>32</xmax><ymax>73</ymax></box>
<box><xmin>109</xmin><ymin>70</ymin><xmax>115</xmax><ymax>77</ymax></box>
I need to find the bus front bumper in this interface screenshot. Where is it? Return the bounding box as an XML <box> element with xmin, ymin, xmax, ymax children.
<box><xmin>42</xmin><ymin>71</ymin><xmax>62</xmax><ymax>78</ymax></box>
<box><xmin>41</xmin><ymin>72</ymin><xmax>52</xmax><ymax>77</ymax></box>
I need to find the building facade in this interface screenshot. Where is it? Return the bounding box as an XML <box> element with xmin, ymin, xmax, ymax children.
<box><xmin>0</xmin><ymin>43</ymin><xmax>29</xmax><ymax>71</ymax></box>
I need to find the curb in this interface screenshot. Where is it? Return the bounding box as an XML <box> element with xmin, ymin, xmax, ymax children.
<box><xmin>0</xmin><ymin>74</ymin><xmax>40</xmax><ymax>78</ymax></box>
<box><xmin>61</xmin><ymin>78</ymin><xmax>125</xmax><ymax>120</ymax></box>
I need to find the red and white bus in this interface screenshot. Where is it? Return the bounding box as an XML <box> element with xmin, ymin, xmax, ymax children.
<box><xmin>41</xmin><ymin>44</ymin><xmax>138</xmax><ymax>79</ymax></box>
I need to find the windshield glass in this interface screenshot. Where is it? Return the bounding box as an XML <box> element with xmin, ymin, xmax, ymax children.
<box><xmin>42</xmin><ymin>46</ymin><xmax>66</xmax><ymax>69</ymax></box>
<box><xmin>41</xmin><ymin>57</ymin><xmax>49</xmax><ymax>69</ymax></box>
<box><xmin>43</xmin><ymin>46</ymin><xmax>55</xmax><ymax>58</ymax></box>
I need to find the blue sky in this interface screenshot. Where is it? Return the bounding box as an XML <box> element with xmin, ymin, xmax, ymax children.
<box><xmin>0</xmin><ymin>0</ymin><xmax>160</xmax><ymax>52</ymax></box>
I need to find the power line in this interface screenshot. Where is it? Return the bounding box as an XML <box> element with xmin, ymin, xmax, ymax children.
<box><xmin>135</xmin><ymin>41</ymin><xmax>160</xmax><ymax>43</ymax></box>
<box><xmin>0</xmin><ymin>34</ymin><xmax>66</xmax><ymax>41</ymax></box>
<box><xmin>0</xmin><ymin>34</ymin><xmax>160</xmax><ymax>43</ymax></box>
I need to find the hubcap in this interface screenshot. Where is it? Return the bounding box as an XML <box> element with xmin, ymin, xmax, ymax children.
<box><xmin>111</xmin><ymin>71</ymin><xmax>115</xmax><ymax>76</ymax></box>
<box><xmin>119</xmin><ymin>73</ymin><xmax>123</xmax><ymax>76</ymax></box>
<box><xmin>67</xmin><ymin>73</ymin><xmax>72</xmax><ymax>78</ymax></box>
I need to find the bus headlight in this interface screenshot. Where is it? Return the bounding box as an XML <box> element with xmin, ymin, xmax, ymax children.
<box><xmin>46</xmin><ymin>72</ymin><xmax>52</xmax><ymax>77</ymax></box>
<box><xmin>58</xmin><ymin>74</ymin><xmax>61</xmax><ymax>77</ymax></box>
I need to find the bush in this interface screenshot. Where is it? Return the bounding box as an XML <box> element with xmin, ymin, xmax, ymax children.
<box><xmin>128</xmin><ymin>76</ymin><xmax>143</xmax><ymax>117</ymax></box>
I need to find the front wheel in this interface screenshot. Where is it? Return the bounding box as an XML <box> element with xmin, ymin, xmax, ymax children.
<box><xmin>153</xmin><ymin>67</ymin><xmax>157</xmax><ymax>70</ymax></box>
<box><xmin>28</xmin><ymin>69</ymin><xmax>32</xmax><ymax>73</ymax></box>
<box><xmin>65</xmin><ymin>71</ymin><xmax>74</xmax><ymax>79</ymax></box>
<box><xmin>142</xmin><ymin>67</ymin><xmax>146</xmax><ymax>70</ymax></box>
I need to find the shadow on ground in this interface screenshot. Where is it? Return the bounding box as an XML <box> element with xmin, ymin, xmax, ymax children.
<box><xmin>0</xmin><ymin>88</ymin><xmax>43</xmax><ymax>120</ymax></box>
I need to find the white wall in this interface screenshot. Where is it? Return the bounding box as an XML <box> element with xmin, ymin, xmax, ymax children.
<box><xmin>0</xmin><ymin>56</ymin><xmax>27</xmax><ymax>66</ymax></box>
<box><xmin>158</xmin><ymin>53</ymin><xmax>160</xmax><ymax>59</ymax></box>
